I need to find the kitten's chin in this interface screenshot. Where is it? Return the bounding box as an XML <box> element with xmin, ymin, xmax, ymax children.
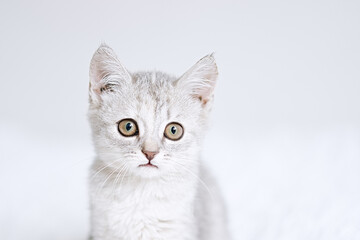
<box><xmin>133</xmin><ymin>164</ymin><xmax>162</xmax><ymax>179</ymax></box>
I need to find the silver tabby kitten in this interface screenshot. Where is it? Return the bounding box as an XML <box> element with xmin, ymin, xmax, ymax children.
<box><xmin>88</xmin><ymin>44</ymin><xmax>229</xmax><ymax>240</ymax></box>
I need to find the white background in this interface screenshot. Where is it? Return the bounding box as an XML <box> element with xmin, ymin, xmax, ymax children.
<box><xmin>1</xmin><ymin>0</ymin><xmax>359</xmax><ymax>239</ymax></box>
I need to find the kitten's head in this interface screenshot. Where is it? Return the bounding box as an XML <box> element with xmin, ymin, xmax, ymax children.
<box><xmin>88</xmin><ymin>44</ymin><xmax>218</xmax><ymax>179</ymax></box>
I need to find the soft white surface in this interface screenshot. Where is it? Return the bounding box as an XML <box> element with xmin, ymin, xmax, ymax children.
<box><xmin>1</xmin><ymin>0</ymin><xmax>359</xmax><ymax>239</ymax></box>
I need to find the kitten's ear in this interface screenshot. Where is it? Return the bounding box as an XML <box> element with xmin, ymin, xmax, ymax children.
<box><xmin>177</xmin><ymin>54</ymin><xmax>218</xmax><ymax>105</ymax></box>
<box><xmin>89</xmin><ymin>44</ymin><xmax>131</xmax><ymax>103</ymax></box>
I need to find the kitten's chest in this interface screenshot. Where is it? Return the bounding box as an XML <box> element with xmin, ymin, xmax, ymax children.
<box><xmin>91</xmin><ymin>181</ymin><xmax>197</xmax><ymax>240</ymax></box>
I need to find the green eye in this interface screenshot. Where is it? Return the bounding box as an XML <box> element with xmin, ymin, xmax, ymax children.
<box><xmin>118</xmin><ymin>119</ymin><xmax>139</xmax><ymax>137</ymax></box>
<box><xmin>164</xmin><ymin>122</ymin><xmax>184</xmax><ymax>141</ymax></box>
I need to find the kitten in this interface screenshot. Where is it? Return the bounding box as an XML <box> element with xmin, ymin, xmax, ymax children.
<box><xmin>88</xmin><ymin>44</ymin><xmax>229</xmax><ymax>240</ymax></box>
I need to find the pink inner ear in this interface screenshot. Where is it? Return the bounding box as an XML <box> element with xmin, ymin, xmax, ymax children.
<box><xmin>197</xmin><ymin>96</ymin><xmax>210</xmax><ymax>105</ymax></box>
<box><xmin>89</xmin><ymin>82</ymin><xmax>101</xmax><ymax>95</ymax></box>
<box><xmin>202</xmin><ymin>98</ymin><xmax>209</xmax><ymax>105</ymax></box>
<box><xmin>178</xmin><ymin>54</ymin><xmax>218</xmax><ymax>103</ymax></box>
<box><xmin>196</xmin><ymin>74</ymin><xmax>216</xmax><ymax>103</ymax></box>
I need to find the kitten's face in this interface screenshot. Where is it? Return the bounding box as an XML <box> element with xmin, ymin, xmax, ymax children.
<box><xmin>88</xmin><ymin>45</ymin><xmax>217</xmax><ymax>179</ymax></box>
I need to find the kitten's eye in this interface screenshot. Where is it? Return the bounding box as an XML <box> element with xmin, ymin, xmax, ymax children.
<box><xmin>118</xmin><ymin>119</ymin><xmax>139</xmax><ymax>137</ymax></box>
<box><xmin>164</xmin><ymin>122</ymin><xmax>184</xmax><ymax>141</ymax></box>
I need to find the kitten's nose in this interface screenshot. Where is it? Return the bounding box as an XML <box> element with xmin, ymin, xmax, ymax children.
<box><xmin>141</xmin><ymin>150</ymin><xmax>158</xmax><ymax>161</ymax></box>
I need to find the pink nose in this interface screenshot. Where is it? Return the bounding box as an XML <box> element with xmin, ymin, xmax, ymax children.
<box><xmin>141</xmin><ymin>150</ymin><xmax>158</xmax><ymax>161</ymax></box>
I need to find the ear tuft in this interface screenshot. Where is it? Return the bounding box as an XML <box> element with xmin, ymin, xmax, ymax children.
<box><xmin>89</xmin><ymin>44</ymin><xmax>131</xmax><ymax>103</ymax></box>
<box><xmin>177</xmin><ymin>54</ymin><xmax>218</xmax><ymax>105</ymax></box>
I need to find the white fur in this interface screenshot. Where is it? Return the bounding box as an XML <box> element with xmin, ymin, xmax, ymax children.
<box><xmin>88</xmin><ymin>44</ymin><xmax>229</xmax><ymax>240</ymax></box>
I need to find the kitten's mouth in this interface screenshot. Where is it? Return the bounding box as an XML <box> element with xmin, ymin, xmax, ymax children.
<box><xmin>138</xmin><ymin>163</ymin><xmax>158</xmax><ymax>168</ymax></box>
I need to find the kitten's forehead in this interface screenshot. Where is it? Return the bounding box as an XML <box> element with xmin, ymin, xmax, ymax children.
<box><xmin>132</xmin><ymin>71</ymin><xmax>176</xmax><ymax>96</ymax></box>
<box><xmin>132</xmin><ymin>71</ymin><xmax>174</xmax><ymax>110</ymax></box>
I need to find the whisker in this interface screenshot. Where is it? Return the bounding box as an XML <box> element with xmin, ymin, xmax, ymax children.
<box><xmin>90</xmin><ymin>160</ymin><xmax>118</xmax><ymax>182</ymax></box>
<box><xmin>96</xmin><ymin>165</ymin><xmax>122</xmax><ymax>196</ymax></box>
<box><xmin>118</xmin><ymin>166</ymin><xmax>131</xmax><ymax>194</ymax></box>
<box><xmin>161</xmin><ymin>161</ymin><xmax>201</xmax><ymax>196</ymax></box>
<box><xmin>111</xmin><ymin>164</ymin><xmax>129</xmax><ymax>200</ymax></box>
<box><xmin>108</xmin><ymin>165</ymin><xmax>131</xmax><ymax>207</ymax></box>
<box><xmin>170</xmin><ymin>160</ymin><xmax>214</xmax><ymax>200</ymax></box>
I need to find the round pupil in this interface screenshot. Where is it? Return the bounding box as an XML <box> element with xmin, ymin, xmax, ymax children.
<box><xmin>125</xmin><ymin>122</ymin><xmax>133</xmax><ymax>131</ymax></box>
<box><xmin>170</xmin><ymin>126</ymin><xmax>177</xmax><ymax>135</ymax></box>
